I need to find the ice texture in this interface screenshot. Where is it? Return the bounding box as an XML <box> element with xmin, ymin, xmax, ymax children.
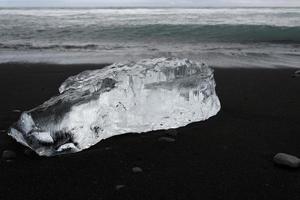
<box><xmin>8</xmin><ymin>58</ymin><xmax>221</xmax><ymax>156</ymax></box>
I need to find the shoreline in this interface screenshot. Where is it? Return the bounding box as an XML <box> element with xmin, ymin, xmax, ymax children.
<box><xmin>1</xmin><ymin>42</ymin><xmax>299</xmax><ymax>68</ymax></box>
<box><xmin>0</xmin><ymin>60</ymin><xmax>299</xmax><ymax>69</ymax></box>
<box><xmin>0</xmin><ymin>63</ymin><xmax>300</xmax><ymax>199</ymax></box>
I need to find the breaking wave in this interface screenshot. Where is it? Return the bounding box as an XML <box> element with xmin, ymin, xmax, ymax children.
<box><xmin>0</xmin><ymin>43</ymin><xmax>131</xmax><ymax>51</ymax></box>
<box><xmin>99</xmin><ymin>24</ymin><xmax>300</xmax><ymax>43</ymax></box>
<box><xmin>1</xmin><ymin>24</ymin><xmax>300</xmax><ymax>51</ymax></box>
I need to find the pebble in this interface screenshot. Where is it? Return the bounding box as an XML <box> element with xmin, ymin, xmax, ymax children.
<box><xmin>158</xmin><ymin>136</ymin><xmax>176</xmax><ymax>142</ymax></box>
<box><xmin>273</xmin><ymin>153</ymin><xmax>300</xmax><ymax>168</ymax></box>
<box><xmin>2</xmin><ymin>150</ymin><xmax>17</xmax><ymax>160</ymax></box>
<box><xmin>115</xmin><ymin>185</ymin><xmax>125</xmax><ymax>190</ymax></box>
<box><xmin>132</xmin><ymin>166</ymin><xmax>143</xmax><ymax>173</ymax></box>
<box><xmin>105</xmin><ymin>147</ymin><xmax>112</xmax><ymax>151</ymax></box>
<box><xmin>292</xmin><ymin>70</ymin><xmax>300</xmax><ymax>77</ymax></box>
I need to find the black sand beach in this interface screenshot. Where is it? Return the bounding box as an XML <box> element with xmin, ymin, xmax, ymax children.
<box><xmin>0</xmin><ymin>63</ymin><xmax>300</xmax><ymax>200</ymax></box>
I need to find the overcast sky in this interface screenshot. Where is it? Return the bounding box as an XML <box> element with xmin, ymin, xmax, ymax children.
<box><xmin>0</xmin><ymin>0</ymin><xmax>300</xmax><ymax>7</ymax></box>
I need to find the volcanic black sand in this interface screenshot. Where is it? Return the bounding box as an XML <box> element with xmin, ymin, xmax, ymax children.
<box><xmin>0</xmin><ymin>63</ymin><xmax>300</xmax><ymax>200</ymax></box>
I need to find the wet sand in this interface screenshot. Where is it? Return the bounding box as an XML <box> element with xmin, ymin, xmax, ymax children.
<box><xmin>0</xmin><ymin>63</ymin><xmax>300</xmax><ymax>200</ymax></box>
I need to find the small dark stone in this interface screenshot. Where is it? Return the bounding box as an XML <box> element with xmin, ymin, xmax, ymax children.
<box><xmin>2</xmin><ymin>150</ymin><xmax>17</xmax><ymax>160</ymax></box>
<box><xmin>132</xmin><ymin>166</ymin><xmax>143</xmax><ymax>173</ymax></box>
<box><xmin>115</xmin><ymin>185</ymin><xmax>125</xmax><ymax>190</ymax></box>
<box><xmin>158</xmin><ymin>137</ymin><xmax>176</xmax><ymax>142</ymax></box>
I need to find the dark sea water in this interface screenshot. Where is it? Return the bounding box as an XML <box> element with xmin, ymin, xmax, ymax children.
<box><xmin>0</xmin><ymin>8</ymin><xmax>299</xmax><ymax>67</ymax></box>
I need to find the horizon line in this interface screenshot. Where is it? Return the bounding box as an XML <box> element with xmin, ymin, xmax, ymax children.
<box><xmin>0</xmin><ymin>6</ymin><xmax>300</xmax><ymax>9</ymax></box>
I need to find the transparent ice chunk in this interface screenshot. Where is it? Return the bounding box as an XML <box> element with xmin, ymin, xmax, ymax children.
<box><xmin>8</xmin><ymin>58</ymin><xmax>221</xmax><ymax>156</ymax></box>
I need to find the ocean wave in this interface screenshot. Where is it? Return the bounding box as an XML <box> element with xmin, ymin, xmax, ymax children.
<box><xmin>1</xmin><ymin>24</ymin><xmax>299</xmax><ymax>50</ymax></box>
<box><xmin>102</xmin><ymin>24</ymin><xmax>300</xmax><ymax>43</ymax></box>
<box><xmin>0</xmin><ymin>43</ymin><xmax>130</xmax><ymax>51</ymax></box>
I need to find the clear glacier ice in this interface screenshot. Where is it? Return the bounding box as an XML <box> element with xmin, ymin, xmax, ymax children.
<box><xmin>8</xmin><ymin>58</ymin><xmax>221</xmax><ymax>156</ymax></box>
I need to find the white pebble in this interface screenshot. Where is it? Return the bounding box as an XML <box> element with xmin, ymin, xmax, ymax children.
<box><xmin>273</xmin><ymin>153</ymin><xmax>300</xmax><ymax>168</ymax></box>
